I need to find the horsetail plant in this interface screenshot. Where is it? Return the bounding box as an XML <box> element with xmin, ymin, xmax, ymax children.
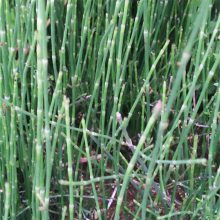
<box><xmin>0</xmin><ymin>0</ymin><xmax>220</xmax><ymax>219</ymax></box>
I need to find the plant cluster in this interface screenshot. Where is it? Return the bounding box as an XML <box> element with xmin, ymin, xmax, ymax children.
<box><xmin>0</xmin><ymin>0</ymin><xmax>220</xmax><ymax>219</ymax></box>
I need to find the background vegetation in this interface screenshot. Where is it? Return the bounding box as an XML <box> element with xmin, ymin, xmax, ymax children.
<box><xmin>0</xmin><ymin>0</ymin><xmax>220</xmax><ymax>219</ymax></box>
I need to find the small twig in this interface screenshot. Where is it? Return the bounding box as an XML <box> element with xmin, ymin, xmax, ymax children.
<box><xmin>107</xmin><ymin>186</ymin><xmax>117</xmax><ymax>209</ymax></box>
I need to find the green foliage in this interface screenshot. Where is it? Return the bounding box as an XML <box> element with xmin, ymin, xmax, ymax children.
<box><xmin>0</xmin><ymin>0</ymin><xmax>219</xmax><ymax>219</ymax></box>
